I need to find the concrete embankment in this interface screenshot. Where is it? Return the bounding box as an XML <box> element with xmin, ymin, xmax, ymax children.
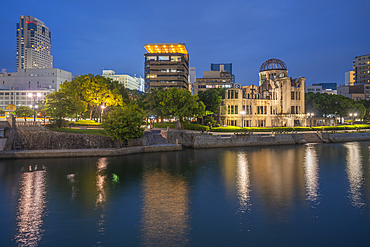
<box><xmin>0</xmin><ymin>144</ymin><xmax>182</xmax><ymax>159</ymax></box>
<box><xmin>167</xmin><ymin>130</ymin><xmax>370</xmax><ymax>148</ymax></box>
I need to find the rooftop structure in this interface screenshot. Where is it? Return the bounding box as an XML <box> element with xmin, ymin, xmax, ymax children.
<box><xmin>258</xmin><ymin>58</ymin><xmax>288</xmax><ymax>86</ymax></box>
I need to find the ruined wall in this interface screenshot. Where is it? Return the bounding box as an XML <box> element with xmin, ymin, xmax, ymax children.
<box><xmin>4</xmin><ymin>127</ymin><xmax>151</xmax><ymax>151</ymax></box>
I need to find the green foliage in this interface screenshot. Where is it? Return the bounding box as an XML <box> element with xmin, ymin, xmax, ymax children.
<box><xmin>69</xmin><ymin>120</ymin><xmax>102</xmax><ymax>126</ymax></box>
<box><xmin>102</xmin><ymin>104</ymin><xmax>144</xmax><ymax>141</ymax></box>
<box><xmin>159</xmin><ymin>88</ymin><xmax>205</xmax><ymax>124</ymax></box>
<box><xmin>305</xmin><ymin>92</ymin><xmax>366</xmax><ymax>119</ymax></box>
<box><xmin>154</xmin><ymin>122</ymin><xmax>210</xmax><ymax>131</ymax></box>
<box><xmin>47</xmin><ymin>127</ymin><xmax>108</xmax><ymax>136</ymax></box>
<box><xmin>45</xmin><ymin>91</ymin><xmax>75</xmax><ymax>127</ymax></box>
<box><xmin>198</xmin><ymin>89</ymin><xmax>223</xmax><ymax>114</ymax></box>
<box><xmin>204</xmin><ymin>116</ymin><xmax>216</xmax><ymax>128</ymax></box>
<box><xmin>0</xmin><ymin>108</ymin><xmax>4</xmax><ymax>115</ymax></box>
<box><xmin>16</xmin><ymin>106</ymin><xmax>34</xmax><ymax>120</ymax></box>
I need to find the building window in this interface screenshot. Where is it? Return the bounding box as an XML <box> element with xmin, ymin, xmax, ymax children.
<box><xmin>171</xmin><ymin>56</ymin><xmax>181</xmax><ymax>62</ymax></box>
<box><xmin>231</xmin><ymin>105</ymin><xmax>234</xmax><ymax>114</ymax></box>
<box><xmin>235</xmin><ymin>105</ymin><xmax>238</xmax><ymax>114</ymax></box>
<box><xmin>235</xmin><ymin>90</ymin><xmax>238</xmax><ymax>99</ymax></box>
<box><xmin>291</xmin><ymin>91</ymin><xmax>295</xmax><ymax>100</ymax></box>
<box><xmin>228</xmin><ymin>105</ymin><xmax>230</xmax><ymax>114</ymax></box>
<box><xmin>291</xmin><ymin>106</ymin><xmax>295</xmax><ymax>114</ymax></box>
<box><xmin>158</xmin><ymin>56</ymin><xmax>169</xmax><ymax>61</ymax></box>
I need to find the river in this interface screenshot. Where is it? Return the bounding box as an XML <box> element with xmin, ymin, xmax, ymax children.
<box><xmin>1</xmin><ymin>142</ymin><xmax>370</xmax><ymax>246</ymax></box>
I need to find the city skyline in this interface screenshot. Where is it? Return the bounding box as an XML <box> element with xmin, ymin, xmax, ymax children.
<box><xmin>0</xmin><ymin>0</ymin><xmax>369</xmax><ymax>86</ymax></box>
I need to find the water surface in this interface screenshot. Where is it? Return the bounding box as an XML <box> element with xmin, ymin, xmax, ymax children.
<box><xmin>1</xmin><ymin>142</ymin><xmax>370</xmax><ymax>246</ymax></box>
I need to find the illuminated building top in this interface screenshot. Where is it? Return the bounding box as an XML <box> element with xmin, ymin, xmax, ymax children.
<box><xmin>144</xmin><ymin>43</ymin><xmax>188</xmax><ymax>56</ymax></box>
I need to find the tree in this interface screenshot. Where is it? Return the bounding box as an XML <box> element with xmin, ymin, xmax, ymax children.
<box><xmin>0</xmin><ymin>108</ymin><xmax>4</xmax><ymax>115</ymax></box>
<box><xmin>59</xmin><ymin>79</ymin><xmax>87</xmax><ymax>121</ymax></box>
<box><xmin>102</xmin><ymin>104</ymin><xmax>144</xmax><ymax>142</ymax></box>
<box><xmin>16</xmin><ymin>106</ymin><xmax>34</xmax><ymax>121</ymax></box>
<box><xmin>159</xmin><ymin>88</ymin><xmax>205</xmax><ymax>129</ymax></box>
<box><xmin>198</xmin><ymin>89</ymin><xmax>223</xmax><ymax>114</ymax></box>
<box><xmin>45</xmin><ymin>91</ymin><xmax>75</xmax><ymax>127</ymax></box>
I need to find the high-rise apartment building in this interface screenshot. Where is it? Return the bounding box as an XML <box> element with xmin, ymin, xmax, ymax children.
<box><xmin>144</xmin><ymin>43</ymin><xmax>189</xmax><ymax>91</ymax></box>
<box><xmin>353</xmin><ymin>54</ymin><xmax>370</xmax><ymax>84</ymax></box>
<box><xmin>211</xmin><ymin>63</ymin><xmax>235</xmax><ymax>84</ymax></box>
<box><xmin>345</xmin><ymin>71</ymin><xmax>355</xmax><ymax>86</ymax></box>
<box><xmin>16</xmin><ymin>15</ymin><xmax>53</xmax><ymax>71</ymax></box>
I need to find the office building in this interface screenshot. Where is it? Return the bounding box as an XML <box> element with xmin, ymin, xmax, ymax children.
<box><xmin>305</xmin><ymin>83</ymin><xmax>337</xmax><ymax>95</ymax></box>
<box><xmin>0</xmin><ymin>68</ymin><xmax>72</xmax><ymax>91</ymax></box>
<box><xmin>0</xmin><ymin>86</ymin><xmax>54</xmax><ymax>110</ymax></box>
<box><xmin>211</xmin><ymin>63</ymin><xmax>235</xmax><ymax>84</ymax></box>
<box><xmin>195</xmin><ymin>69</ymin><xmax>232</xmax><ymax>94</ymax></box>
<box><xmin>338</xmin><ymin>84</ymin><xmax>370</xmax><ymax>101</ymax></box>
<box><xmin>189</xmin><ymin>67</ymin><xmax>196</xmax><ymax>94</ymax></box>
<box><xmin>345</xmin><ymin>71</ymin><xmax>355</xmax><ymax>86</ymax></box>
<box><xmin>102</xmin><ymin>70</ymin><xmax>142</xmax><ymax>91</ymax></box>
<box><xmin>353</xmin><ymin>54</ymin><xmax>370</xmax><ymax>84</ymax></box>
<box><xmin>144</xmin><ymin>43</ymin><xmax>189</xmax><ymax>91</ymax></box>
<box><xmin>16</xmin><ymin>15</ymin><xmax>53</xmax><ymax>71</ymax></box>
<box><xmin>220</xmin><ymin>58</ymin><xmax>307</xmax><ymax>127</ymax></box>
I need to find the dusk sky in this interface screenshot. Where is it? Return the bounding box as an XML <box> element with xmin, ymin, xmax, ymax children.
<box><xmin>0</xmin><ymin>0</ymin><xmax>369</xmax><ymax>86</ymax></box>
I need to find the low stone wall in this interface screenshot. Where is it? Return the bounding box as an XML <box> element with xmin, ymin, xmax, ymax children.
<box><xmin>167</xmin><ymin>131</ymin><xmax>296</xmax><ymax>148</ymax></box>
<box><xmin>167</xmin><ymin>130</ymin><xmax>370</xmax><ymax>149</ymax></box>
<box><xmin>0</xmin><ymin>144</ymin><xmax>182</xmax><ymax>159</ymax></box>
<box><xmin>3</xmin><ymin>127</ymin><xmax>151</xmax><ymax>151</ymax></box>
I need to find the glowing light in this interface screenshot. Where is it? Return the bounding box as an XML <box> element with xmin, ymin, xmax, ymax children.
<box><xmin>144</xmin><ymin>43</ymin><xmax>188</xmax><ymax>55</ymax></box>
<box><xmin>236</xmin><ymin>152</ymin><xmax>251</xmax><ymax>213</ymax></box>
<box><xmin>345</xmin><ymin>142</ymin><xmax>364</xmax><ymax>208</ymax></box>
<box><xmin>304</xmin><ymin>144</ymin><xmax>320</xmax><ymax>204</ymax></box>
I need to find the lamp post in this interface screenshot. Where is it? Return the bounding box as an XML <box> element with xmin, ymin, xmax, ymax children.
<box><xmin>240</xmin><ymin>110</ymin><xmax>245</xmax><ymax>127</ymax></box>
<box><xmin>28</xmin><ymin>92</ymin><xmax>41</xmax><ymax>122</ymax></box>
<box><xmin>307</xmin><ymin>112</ymin><xmax>314</xmax><ymax>127</ymax></box>
<box><xmin>100</xmin><ymin>105</ymin><xmax>106</xmax><ymax>123</ymax></box>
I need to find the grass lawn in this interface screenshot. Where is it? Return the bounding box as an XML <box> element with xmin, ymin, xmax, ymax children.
<box><xmin>47</xmin><ymin>127</ymin><xmax>109</xmax><ymax>136</ymax></box>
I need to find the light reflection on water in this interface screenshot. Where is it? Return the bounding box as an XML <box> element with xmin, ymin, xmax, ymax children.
<box><xmin>236</xmin><ymin>152</ymin><xmax>251</xmax><ymax>213</ymax></box>
<box><xmin>14</xmin><ymin>165</ymin><xmax>47</xmax><ymax>247</ymax></box>
<box><xmin>304</xmin><ymin>144</ymin><xmax>320</xmax><ymax>204</ymax></box>
<box><xmin>344</xmin><ymin>142</ymin><xmax>365</xmax><ymax>208</ymax></box>
<box><xmin>95</xmin><ymin>158</ymin><xmax>108</xmax><ymax>247</ymax></box>
<box><xmin>140</xmin><ymin>170</ymin><xmax>190</xmax><ymax>247</ymax></box>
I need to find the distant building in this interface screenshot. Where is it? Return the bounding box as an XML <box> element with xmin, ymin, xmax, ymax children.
<box><xmin>0</xmin><ymin>68</ymin><xmax>72</xmax><ymax>91</ymax></box>
<box><xmin>305</xmin><ymin>83</ymin><xmax>337</xmax><ymax>95</ymax></box>
<box><xmin>345</xmin><ymin>71</ymin><xmax>355</xmax><ymax>86</ymax></box>
<box><xmin>135</xmin><ymin>76</ymin><xmax>145</xmax><ymax>93</ymax></box>
<box><xmin>102</xmin><ymin>70</ymin><xmax>141</xmax><ymax>91</ymax></box>
<box><xmin>0</xmin><ymin>86</ymin><xmax>54</xmax><ymax>110</ymax></box>
<box><xmin>353</xmin><ymin>54</ymin><xmax>370</xmax><ymax>84</ymax></box>
<box><xmin>220</xmin><ymin>59</ymin><xmax>307</xmax><ymax>127</ymax></box>
<box><xmin>189</xmin><ymin>67</ymin><xmax>196</xmax><ymax>94</ymax></box>
<box><xmin>144</xmin><ymin>43</ymin><xmax>189</xmax><ymax>91</ymax></box>
<box><xmin>338</xmin><ymin>84</ymin><xmax>370</xmax><ymax>101</ymax></box>
<box><xmin>16</xmin><ymin>15</ymin><xmax>53</xmax><ymax>71</ymax></box>
<box><xmin>210</xmin><ymin>63</ymin><xmax>235</xmax><ymax>84</ymax></box>
<box><xmin>195</xmin><ymin>69</ymin><xmax>232</xmax><ymax>94</ymax></box>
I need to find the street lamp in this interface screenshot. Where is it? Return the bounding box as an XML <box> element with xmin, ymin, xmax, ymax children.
<box><xmin>307</xmin><ymin>112</ymin><xmax>314</xmax><ymax>127</ymax></box>
<box><xmin>100</xmin><ymin>105</ymin><xmax>106</xmax><ymax>123</ymax></box>
<box><xmin>28</xmin><ymin>92</ymin><xmax>41</xmax><ymax>121</ymax></box>
<box><xmin>240</xmin><ymin>111</ymin><xmax>246</xmax><ymax>127</ymax></box>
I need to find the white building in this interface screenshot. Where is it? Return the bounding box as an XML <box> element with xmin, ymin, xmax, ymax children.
<box><xmin>134</xmin><ymin>76</ymin><xmax>145</xmax><ymax>92</ymax></box>
<box><xmin>0</xmin><ymin>68</ymin><xmax>72</xmax><ymax>91</ymax></box>
<box><xmin>102</xmin><ymin>70</ymin><xmax>142</xmax><ymax>91</ymax></box>
<box><xmin>0</xmin><ymin>86</ymin><xmax>54</xmax><ymax>110</ymax></box>
<box><xmin>16</xmin><ymin>16</ymin><xmax>53</xmax><ymax>71</ymax></box>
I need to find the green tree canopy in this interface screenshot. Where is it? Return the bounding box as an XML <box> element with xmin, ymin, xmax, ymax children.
<box><xmin>45</xmin><ymin>91</ymin><xmax>75</xmax><ymax>127</ymax></box>
<box><xmin>102</xmin><ymin>104</ymin><xmax>144</xmax><ymax>142</ymax></box>
<box><xmin>16</xmin><ymin>106</ymin><xmax>34</xmax><ymax>121</ymax></box>
<box><xmin>198</xmin><ymin>89</ymin><xmax>223</xmax><ymax>114</ymax></box>
<box><xmin>159</xmin><ymin>88</ymin><xmax>205</xmax><ymax>128</ymax></box>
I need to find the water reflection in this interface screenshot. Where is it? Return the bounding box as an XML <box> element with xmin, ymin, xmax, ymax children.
<box><xmin>236</xmin><ymin>152</ymin><xmax>251</xmax><ymax>213</ymax></box>
<box><xmin>14</xmin><ymin>165</ymin><xmax>47</xmax><ymax>247</ymax></box>
<box><xmin>95</xmin><ymin>158</ymin><xmax>108</xmax><ymax>246</ymax></box>
<box><xmin>66</xmin><ymin>174</ymin><xmax>78</xmax><ymax>199</ymax></box>
<box><xmin>344</xmin><ymin>142</ymin><xmax>365</xmax><ymax>208</ymax></box>
<box><xmin>304</xmin><ymin>144</ymin><xmax>320</xmax><ymax>204</ymax></box>
<box><xmin>141</xmin><ymin>170</ymin><xmax>190</xmax><ymax>247</ymax></box>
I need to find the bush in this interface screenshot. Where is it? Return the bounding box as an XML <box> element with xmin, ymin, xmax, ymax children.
<box><xmin>183</xmin><ymin>124</ymin><xmax>209</xmax><ymax>131</ymax></box>
<box><xmin>50</xmin><ymin>119</ymin><xmax>69</xmax><ymax>127</ymax></box>
<box><xmin>69</xmin><ymin>120</ymin><xmax>101</xmax><ymax>126</ymax></box>
<box><xmin>102</xmin><ymin>105</ymin><xmax>144</xmax><ymax>141</ymax></box>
